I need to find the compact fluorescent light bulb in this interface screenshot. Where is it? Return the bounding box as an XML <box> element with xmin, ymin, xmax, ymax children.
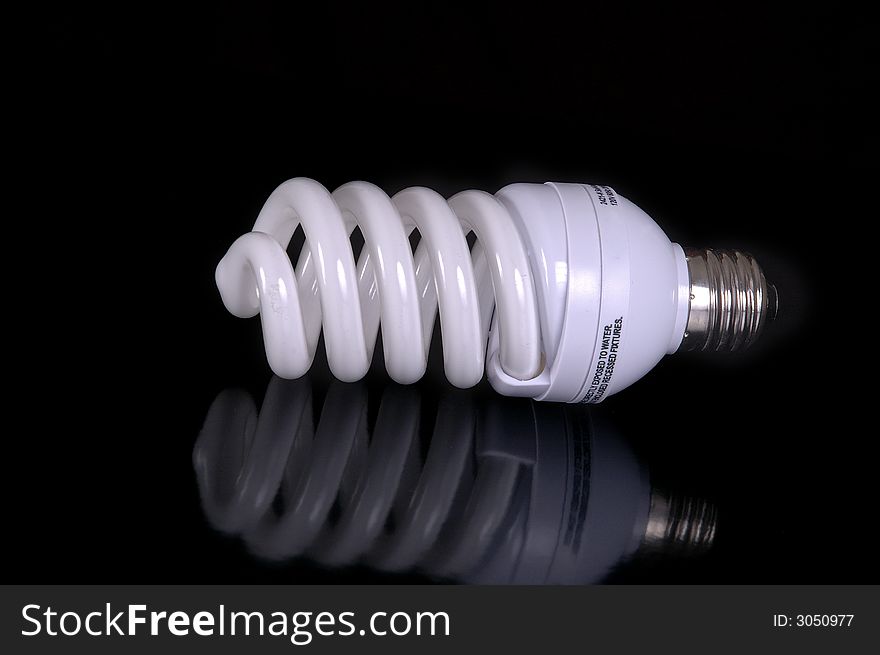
<box><xmin>216</xmin><ymin>178</ymin><xmax>777</xmax><ymax>402</ymax></box>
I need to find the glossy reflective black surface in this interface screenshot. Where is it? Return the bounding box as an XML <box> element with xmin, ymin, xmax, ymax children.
<box><xmin>194</xmin><ymin>375</ymin><xmax>717</xmax><ymax>584</ymax></box>
<box><xmin>13</xmin><ymin>3</ymin><xmax>874</xmax><ymax>583</ymax></box>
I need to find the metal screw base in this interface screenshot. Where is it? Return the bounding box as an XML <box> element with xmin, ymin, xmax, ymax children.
<box><xmin>681</xmin><ymin>248</ymin><xmax>778</xmax><ymax>352</ymax></box>
<box><xmin>640</xmin><ymin>488</ymin><xmax>718</xmax><ymax>556</ymax></box>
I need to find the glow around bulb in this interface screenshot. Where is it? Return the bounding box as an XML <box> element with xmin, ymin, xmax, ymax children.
<box><xmin>216</xmin><ymin>178</ymin><xmax>776</xmax><ymax>402</ymax></box>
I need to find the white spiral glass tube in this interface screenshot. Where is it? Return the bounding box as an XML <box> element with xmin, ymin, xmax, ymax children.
<box><xmin>217</xmin><ymin>178</ymin><xmax>776</xmax><ymax>402</ymax></box>
<box><xmin>217</xmin><ymin>178</ymin><xmax>540</xmax><ymax>388</ymax></box>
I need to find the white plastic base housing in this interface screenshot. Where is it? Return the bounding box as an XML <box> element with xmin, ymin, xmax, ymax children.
<box><xmin>487</xmin><ymin>183</ymin><xmax>690</xmax><ymax>403</ymax></box>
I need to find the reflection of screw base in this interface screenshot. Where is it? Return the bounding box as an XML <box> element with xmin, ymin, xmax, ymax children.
<box><xmin>681</xmin><ymin>248</ymin><xmax>777</xmax><ymax>352</ymax></box>
<box><xmin>640</xmin><ymin>488</ymin><xmax>718</xmax><ymax>556</ymax></box>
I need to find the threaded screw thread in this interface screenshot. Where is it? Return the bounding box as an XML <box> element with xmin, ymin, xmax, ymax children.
<box><xmin>641</xmin><ymin>488</ymin><xmax>718</xmax><ymax>556</ymax></box>
<box><xmin>681</xmin><ymin>248</ymin><xmax>777</xmax><ymax>352</ymax></box>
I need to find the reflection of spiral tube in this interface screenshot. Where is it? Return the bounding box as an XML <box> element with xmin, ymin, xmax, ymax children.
<box><xmin>194</xmin><ymin>377</ymin><xmax>717</xmax><ymax>583</ymax></box>
<box><xmin>215</xmin><ymin>178</ymin><xmax>541</xmax><ymax>386</ymax></box>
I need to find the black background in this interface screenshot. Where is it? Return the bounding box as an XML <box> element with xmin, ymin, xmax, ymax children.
<box><xmin>11</xmin><ymin>2</ymin><xmax>877</xmax><ymax>583</ymax></box>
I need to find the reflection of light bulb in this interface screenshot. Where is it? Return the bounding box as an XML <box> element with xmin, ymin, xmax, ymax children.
<box><xmin>193</xmin><ymin>376</ymin><xmax>717</xmax><ymax>583</ymax></box>
<box><xmin>217</xmin><ymin>179</ymin><xmax>777</xmax><ymax>402</ymax></box>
